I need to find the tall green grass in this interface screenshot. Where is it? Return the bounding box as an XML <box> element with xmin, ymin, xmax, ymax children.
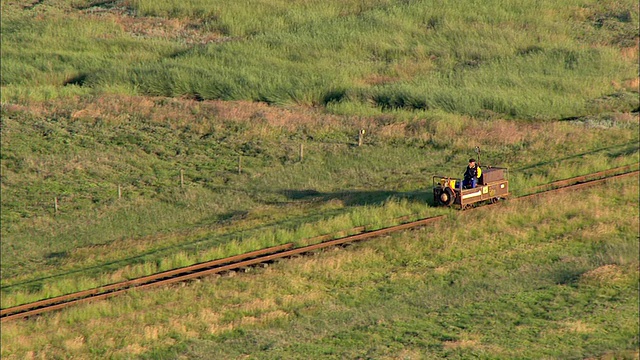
<box><xmin>2</xmin><ymin>0</ymin><xmax>638</xmax><ymax>118</ymax></box>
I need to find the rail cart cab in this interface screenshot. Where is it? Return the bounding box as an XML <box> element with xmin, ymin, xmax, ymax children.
<box><xmin>433</xmin><ymin>167</ymin><xmax>509</xmax><ymax>209</ymax></box>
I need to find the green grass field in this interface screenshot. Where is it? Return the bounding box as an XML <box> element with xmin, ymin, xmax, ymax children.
<box><xmin>1</xmin><ymin>0</ymin><xmax>638</xmax><ymax>358</ymax></box>
<box><xmin>1</xmin><ymin>177</ymin><xmax>638</xmax><ymax>359</ymax></box>
<box><xmin>1</xmin><ymin>95</ymin><xmax>637</xmax><ymax>309</ymax></box>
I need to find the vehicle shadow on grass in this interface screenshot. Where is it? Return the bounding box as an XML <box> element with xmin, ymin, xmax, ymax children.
<box><xmin>3</xmin><ymin>188</ymin><xmax>436</xmax><ymax>293</ymax></box>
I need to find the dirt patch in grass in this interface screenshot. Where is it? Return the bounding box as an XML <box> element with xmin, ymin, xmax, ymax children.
<box><xmin>78</xmin><ymin>4</ymin><xmax>235</xmax><ymax>45</ymax></box>
<box><xmin>579</xmin><ymin>264</ymin><xmax>625</xmax><ymax>285</ymax></box>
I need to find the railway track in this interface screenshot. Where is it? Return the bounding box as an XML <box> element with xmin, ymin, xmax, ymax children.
<box><xmin>524</xmin><ymin>163</ymin><xmax>638</xmax><ymax>194</ymax></box>
<box><xmin>2</xmin><ymin>165</ymin><xmax>638</xmax><ymax>322</ymax></box>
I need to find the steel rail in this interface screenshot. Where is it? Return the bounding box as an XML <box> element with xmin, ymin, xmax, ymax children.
<box><xmin>525</xmin><ymin>164</ymin><xmax>638</xmax><ymax>194</ymax></box>
<box><xmin>1</xmin><ymin>216</ymin><xmax>444</xmax><ymax>322</ymax></box>
<box><xmin>518</xmin><ymin>169</ymin><xmax>639</xmax><ymax>201</ymax></box>
<box><xmin>456</xmin><ymin>169</ymin><xmax>639</xmax><ymax>213</ymax></box>
<box><xmin>2</xmin><ymin>166</ymin><xmax>638</xmax><ymax>322</ymax></box>
<box><xmin>1</xmin><ymin>244</ymin><xmax>294</xmax><ymax>320</ymax></box>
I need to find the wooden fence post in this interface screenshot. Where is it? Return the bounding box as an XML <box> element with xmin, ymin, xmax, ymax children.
<box><xmin>358</xmin><ymin>129</ymin><xmax>365</xmax><ymax>146</ymax></box>
<box><xmin>299</xmin><ymin>143</ymin><xmax>304</xmax><ymax>161</ymax></box>
<box><xmin>180</xmin><ymin>169</ymin><xmax>184</xmax><ymax>188</ymax></box>
<box><xmin>54</xmin><ymin>197</ymin><xmax>58</xmax><ymax>213</ymax></box>
<box><xmin>118</xmin><ymin>185</ymin><xmax>122</xmax><ymax>199</ymax></box>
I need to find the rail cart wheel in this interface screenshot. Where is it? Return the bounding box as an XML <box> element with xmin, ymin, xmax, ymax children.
<box><xmin>490</xmin><ymin>197</ymin><xmax>499</xmax><ymax>204</ymax></box>
<box><xmin>438</xmin><ymin>187</ymin><xmax>455</xmax><ymax>206</ymax></box>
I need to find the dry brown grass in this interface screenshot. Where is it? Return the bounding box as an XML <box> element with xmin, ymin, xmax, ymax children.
<box><xmin>569</xmin><ymin>6</ymin><xmax>592</xmax><ymax>22</ymax></box>
<box><xmin>443</xmin><ymin>339</ymin><xmax>480</xmax><ymax>350</ymax></box>
<box><xmin>393</xmin><ymin>58</ymin><xmax>435</xmax><ymax>80</ymax></box>
<box><xmin>360</xmin><ymin>74</ymin><xmax>399</xmax><ymax>86</ymax></box>
<box><xmin>579</xmin><ymin>264</ymin><xmax>625</xmax><ymax>285</ymax></box>
<box><xmin>584</xmin><ymin>350</ymin><xmax>640</xmax><ymax>360</ymax></box>
<box><xmin>624</xmin><ymin>77</ymin><xmax>639</xmax><ymax>93</ymax></box>
<box><xmin>621</xmin><ymin>37</ymin><xmax>639</xmax><ymax>93</ymax></box>
<box><xmin>50</xmin><ymin>94</ymin><xmax>342</xmax><ymax>136</ymax></box>
<box><xmin>237</xmin><ymin>297</ymin><xmax>277</xmax><ymax>312</ymax></box>
<box><xmin>205</xmin><ymin>308</ymin><xmax>290</xmax><ymax>335</ymax></box>
<box><xmin>119</xmin><ymin>343</ymin><xmax>147</xmax><ymax>355</ymax></box>
<box><xmin>388</xmin><ymin>349</ymin><xmax>425</xmax><ymax>360</ymax></box>
<box><xmin>63</xmin><ymin>336</ymin><xmax>85</xmax><ymax>351</ymax></box>
<box><xmin>144</xmin><ymin>325</ymin><xmax>163</xmax><ymax>340</ymax></box>
<box><xmin>13</xmin><ymin>93</ymin><xmax>636</xmax><ymax>157</ymax></box>
<box><xmin>465</xmin><ymin>119</ymin><xmax>530</xmax><ymax>146</ymax></box>
<box><xmin>275</xmin><ymin>290</ymin><xmax>325</xmax><ymax>307</ymax></box>
<box><xmin>620</xmin><ymin>37</ymin><xmax>639</xmax><ymax>62</ymax></box>
<box><xmin>561</xmin><ymin>320</ymin><xmax>593</xmax><ymax>334</ymax></box>
<box><xmin>79</xmin><ymin>6</ymin><xmax>232</xmax><ymax>45</ymax></box>
<box><xmin>169</xmin><ymin>316</ymin><xmax>199</xmax><ymax>338</ymax></box>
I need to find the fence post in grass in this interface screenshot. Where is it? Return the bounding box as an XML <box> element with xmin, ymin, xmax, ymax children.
<box><xmin>299</xmin><ymin>143</ymin><xmax>304</xmax><ymax>161</ymax></box>
<box><xmin>180</xmin><ymin>169</ymin><xmax>184</xmax><ymax>188</ymax></box>
<box><xmin>358</xmin><ymin>129</ymin><xmax>365</xmax><ymax>147</ymax></box>
<box><xmin>118</xmin><ymin>185</ymin><xmax>122</xmax><ymax>199</ymax></box>
<box><xmin>238</xmin><ymin>156</ymin><xmax>242</xmax><ymax>174</ymax></box>
<box><xmin>54</xmin><ymin>197</ymin><xmax>58</xmax><ymax>213</ymax></box>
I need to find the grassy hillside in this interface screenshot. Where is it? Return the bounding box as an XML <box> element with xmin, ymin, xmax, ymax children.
<box><xmin>2</xmin><ymin>0</ymin><xmax>638</xmax><ymax>118</ymax></box>
<box><xmin>1</xmin><ymin>95</ymin><xmax>638</xmax><ymax>308</ymax></box>
<box><xmin>1</xmin><ymin>177</ymin><xmax>637</xmax><ymax>358</ymax></box>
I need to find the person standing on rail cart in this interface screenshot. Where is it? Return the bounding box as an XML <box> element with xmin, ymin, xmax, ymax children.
<box><xmin>463</xmin><ymin>158</ymin><xmax>482</xmax><ymax>189</ymax></box>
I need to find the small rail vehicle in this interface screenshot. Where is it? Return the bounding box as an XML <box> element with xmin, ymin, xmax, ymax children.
<box><xmin>433</xmin><ymin>166</ymin><xmax>509</xmax><ymax>209</ymax></box>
